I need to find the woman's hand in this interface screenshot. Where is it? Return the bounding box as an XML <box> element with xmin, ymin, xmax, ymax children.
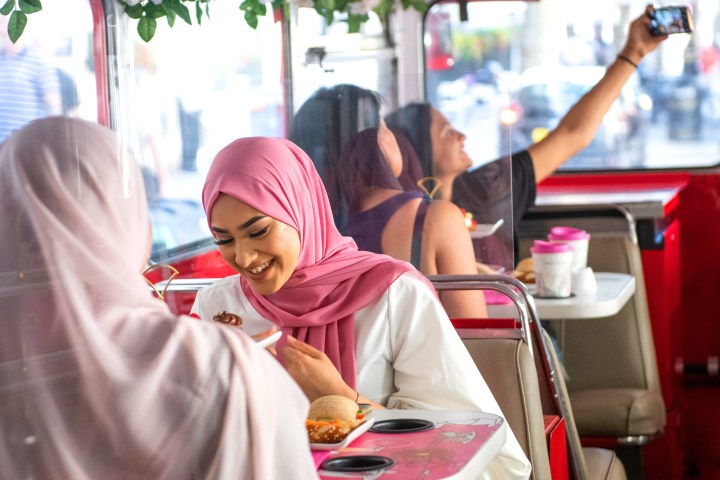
<box><xmin>283</xmin><ymin>336</ymin><xmax>356</xmax><ymax>402</ymax></box>
<box><xmin>622</xmin><ymin>5</ymin><xmax>668</xmax><ymax>63</ymax></box>
<box><xmin>252</xmin><ymin>326</ymin><xmax>278</xmax><ymax>355</ymax></box>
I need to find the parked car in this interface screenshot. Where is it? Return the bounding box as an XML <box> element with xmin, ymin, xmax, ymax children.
<box><xmin>499</xmin><ymin>66</ymin><xmax>653</xmax><ymax>170</ymax></box>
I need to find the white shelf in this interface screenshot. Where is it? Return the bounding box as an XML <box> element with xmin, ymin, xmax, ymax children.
<box><xmin>488</xmin><ymin>272</ymin><xmax>635</xmax><ymax>320</ymax></box>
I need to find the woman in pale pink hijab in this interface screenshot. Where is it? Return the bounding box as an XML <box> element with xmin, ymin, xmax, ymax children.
<box><xmin>192</xmin><ymin>137</ymin><xmax>532</xmax><ymax>479</ymax></box>
<box><xmin>0</xmin><ymin>118</ymin><xmax>318</xmax><ymax>480</ymax></box>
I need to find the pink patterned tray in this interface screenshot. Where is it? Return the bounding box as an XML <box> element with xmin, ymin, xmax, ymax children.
<box><xmin>318</xmin><ymin>414</ymin><xmax>503</xmax><ymax>479</ymax></box>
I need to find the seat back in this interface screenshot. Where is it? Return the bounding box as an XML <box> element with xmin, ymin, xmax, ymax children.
<box><xmin>518</xmin><ymin>208</ymin><xmax>666</xmax><ymax>439</ymax></box>
<box><xmin>433</xmin><ymin>274</ymin><xmax>632</xmax><ymax>480</ymax></box>
<box><xmin>541</xmin><ymin>330</ymin><xmax>627</xmax><ymax>480</ymax></box>
<box><xmin>460</xmin><ymin>331</ymin><xmax>552</xmax><ymax>480</ymax></box>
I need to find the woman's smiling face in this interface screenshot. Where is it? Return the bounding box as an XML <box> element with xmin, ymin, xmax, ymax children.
<box><xmin>429</xmin><ymin>107</ymin><xmax>472</xmax><ymax>177</ymax></box>
<box><xmin>210</xmin><ymin>193</ymin><xmax>301</xmax><ymax>295</ymax></box>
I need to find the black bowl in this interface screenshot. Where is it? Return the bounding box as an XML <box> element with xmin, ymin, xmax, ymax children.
<box><xmin>321</xmin><ymin>455</ymin><xmax>395</xmax><ymax>472</ymax></box>
<box><xmin>369</xmin><ymin>418</ymin><xmax>434</xmax><ymax>433</ymax></box>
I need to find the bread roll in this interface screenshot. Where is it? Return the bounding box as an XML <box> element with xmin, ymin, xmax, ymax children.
<box><xmin>306</xmin><ymin>395</ymin><xmax>364</xmax><ymax>443</ymax></box>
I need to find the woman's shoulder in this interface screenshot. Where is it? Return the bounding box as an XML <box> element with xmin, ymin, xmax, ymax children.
<box><xmin>387</xmin><ymin>271</ymin><xmax>437</xmax><ymax>298</ymax></box>
<box><xmin>425</xmin><ymin>199</ymin><xmax>467</xmax><ymax>231</ymax></box>
<box><xmin>197</xmin><ymin>274</ymin><xmax>243</xmax><ymax>296</ymax></box>
<box><xmin>194</xmin><ymin>274</ymin><xmax>247</xmax><ymax>311</ymax></box>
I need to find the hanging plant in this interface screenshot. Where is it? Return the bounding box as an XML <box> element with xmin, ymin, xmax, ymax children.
<box><xmin>117</xmin><ymin>0</ymin><xmax>427</xmax><ymax>41</ymax></box>
<box><xmin>1</xmin><ymin>0</ymin><xmax>42</xmax><ymax>44</ymax></box>
<box><xmin>0</xmin><ymin>0</ymin><xmax>426</xmax><ymax>44</ymax></box>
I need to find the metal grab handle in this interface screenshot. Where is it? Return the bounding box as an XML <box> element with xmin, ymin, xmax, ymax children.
<box><xmin>429</xmin><ymin>276</ymin><xmax>533</xmax><ymax>358</ymax></box>
<box><xmin>428</xmin><ymin>273</ymin><xmax>587</xmax><ymax>480</ymax></box>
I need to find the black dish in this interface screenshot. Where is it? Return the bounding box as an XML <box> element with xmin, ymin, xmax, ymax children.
<box><xmin>369</xmin><ymin>418</ymin><xmax>434</xmax><ymax>433</ymax></box>
<box><xmin>321</xmin><ymin>455</ymin><xmax>395</xmax><ymax>472</ymax></box>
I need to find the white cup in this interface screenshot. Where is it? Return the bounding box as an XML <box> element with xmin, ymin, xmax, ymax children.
<box><xmin>530</xmin><ymin>240</ymin><xmax>574</xmax><ymax>298</ymax></box>
<box><xmin>548</xmin><ymin>226</ymin><xmax>590</xmax><ymax>273</ymax></box>
<box><xmin>572</xmin><ymin>266</ymin><xmax>597</xmax><ymax>294</ymax></box>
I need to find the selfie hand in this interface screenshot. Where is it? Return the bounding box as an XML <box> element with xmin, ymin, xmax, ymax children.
<box><xmin>283</xmin><ymin>336</ymin><xmax>355</xmax><ymax>402</ymax></box>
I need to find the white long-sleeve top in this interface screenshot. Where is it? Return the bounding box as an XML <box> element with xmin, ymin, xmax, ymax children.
<box><xmin>192</xmin><ymin>272</ymin><xmax>531</xmax><ymax>479</ymax></box>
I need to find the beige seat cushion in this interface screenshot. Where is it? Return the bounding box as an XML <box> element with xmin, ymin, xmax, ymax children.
<box><xmin>583</xmin><ymin>447</ymin><xmax>627</xmax><ymax>480</ymax></box>
<box><xmin>570</xmin><ymin>388</ymin><xmax>666</xmax><ymax>436</ymax></box>
<box><xmin>462</xmin><ymin>337</ymin><xmax>552</xmax><ymax>480</ymax></box>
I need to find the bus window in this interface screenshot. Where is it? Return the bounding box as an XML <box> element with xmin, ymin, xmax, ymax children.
<box><xmin>424</xmin><ymin>0</ymin><xmax>720</xmax><ymax>171</ymax></box>
<box><xmin>289</xmin><ymin>7</ymin><xmax>396</xmax><ymax>111</ymax></box>
<box><xmin>108</xmin><ymin>5</ymin><xmax>285</xmax><ymax>259</ymax></box>
<box><xmin>0</xmin><ymin>0</ymin><xmax>95</xmax><ymax>143</ymax></box>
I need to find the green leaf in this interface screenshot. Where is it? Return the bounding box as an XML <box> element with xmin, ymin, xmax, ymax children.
<box><xmin>347</xmin><ymin>13</ymin><xmax>368</xmax><ymax>33</ymax></box>
<box><xmin>18</xmin><ymin>0</ymin><xmax>40</xmax><ymax>14</ymax></box>
<box><xmin>124</xmin><ymin>3</ymin><xmax>143</xmax><ymax>19</ymax></box>
<box><xmin>412</xmin><ymin>0</ymin><xmax>427</xmax><ymax>12</ymax></box>
<box><xmin>195</xmin><ymin>1</ymin><xmax>203</xmax><ymax>25</ymax></box>
<box><xmin>374</xmin><ymin>0</ymin><xmax>393</xmax><ymax>17</ymax></box>
<box><xmin>0</xmin><ymin>0</ymin><xmax>15</xmax><ymax>16</ymax></box>
<box><xmin>402</xmin><ymin>0</ymin><xmax>426</xmax><ymax>12</ymax></box>
<box><xmin>165</xmin><ymin>0</ymin><xmax>191</xmax><ymax>24</ymax></box>
<box><xmin>315</xmin><ymin>0</ymin><xmax>334</xmax><ymax>11</ymax></box>
<box><xmin>137</xmin><ymin>15</ymin><xmax>157</xmax><ymax>42</ymax></box>
<box><xmin>165</xmin><ymin>6</ymin><xmax>176</xmax><ymax>26</ymax></box>
<box><xmin>244</xmin><ymin>9</ymin><xmax>258</xmax><ymax>29</ymax></box>
<box><xmin>144</xmin><ymin>2</ymin><xmax>166</xmax><ymax>19</ymax></box>
<box><xmin>7</xmin><ymin>10</ymin><xmax>26</xmax><ymax>44</ymax></box>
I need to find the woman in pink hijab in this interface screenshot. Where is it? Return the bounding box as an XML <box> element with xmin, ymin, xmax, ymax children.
<box><xmin>192</xmin><ymin>137</ymin><xmax>531</xmax><ymax>479</ymax></box>
<box><xmin>0</xmin><ymin>118</ymin><xmax>318</xmax><ymax>480</ymax></box>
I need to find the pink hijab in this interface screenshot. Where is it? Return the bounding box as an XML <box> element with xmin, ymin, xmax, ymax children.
<box><xmin>203</xmin><ymin>137</ymin><xmax>431</xmax><ymax>388</ymax></box>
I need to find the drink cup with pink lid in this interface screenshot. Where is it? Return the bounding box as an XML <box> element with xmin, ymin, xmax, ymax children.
<box><xmin>547</xmin><ymin>226</ymin><xmax>590</xmax><ymax>273</ymax></box>
<box><xmin>530</xmin><ymin>240</ymin><xmax>574</xmax><ymax>298</ymax></box>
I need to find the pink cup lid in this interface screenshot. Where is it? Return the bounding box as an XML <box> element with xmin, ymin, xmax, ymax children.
<box><xmin>530</xmin><ymin>240</ymin><xmax>573</xmax><ymax>254</ymax></box>
<box><xmin>548</xmin><ymin>226</ymin><xmax>590</xmax><ymax>241</ymax></box>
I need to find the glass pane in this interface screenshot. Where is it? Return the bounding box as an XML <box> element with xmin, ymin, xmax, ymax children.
<box><xmin>290</xmin><ymin>8</ymin><xmax>396</xmax><ymax>111</ymax></box>
<box><xmin>425</xmin><ymin>0</ymin><xmax>720</xmax><ymax>171</ymax></box>
<box><xmin>0</xmin><ymin>0</ymin><xmax>96</xmax><ymax>143</ymax></box>
<box><xmin>112</xmin><ymin>6</ymin><xmax>285</xmax><ymax>259</ymax></box>
<box><xmin>289</xmin><ymin>7</ymin><xmax>515</xmax><ymax>272</ymax></box>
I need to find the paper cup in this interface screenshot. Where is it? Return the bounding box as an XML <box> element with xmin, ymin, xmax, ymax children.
<box><xmin>548</xmin><ymin>226</ymin><xmax>590</xmax><ymax>273</ymax></box>
<box><xmin>572</xmin><ymin>266</ymin><xmax>597</xmax><ymax>294</ymax></box>
<box><xmin>530</xmin><ymin>240</ymin><xmax>574</xmax><ymax>298</ymax></box>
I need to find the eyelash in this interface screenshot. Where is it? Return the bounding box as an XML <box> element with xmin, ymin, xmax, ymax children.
<box><xmin>249</xmin><ymin>226</ymin><xmax>270</xmax><ymax>239</ymax></box>
<box><xmin>214</xmin><ymin>226</ymin><xmax>269</xmax><ymax>245</ymax></box>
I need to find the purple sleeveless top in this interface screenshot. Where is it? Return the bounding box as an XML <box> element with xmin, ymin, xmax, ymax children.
<box><xmin>345</xmin><ymin>191</ymin><xmax>427</xmax><ymax>266</ymax></box>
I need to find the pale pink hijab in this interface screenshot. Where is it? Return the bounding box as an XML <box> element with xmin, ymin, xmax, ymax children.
<box><xmin>0</xmin><ymin>119</ymin><xmax>317</xmax><ymax>479</ymax></box>
<box><xmin>203</xmin><ymin>137</ymin><xmax>431</xmax><ymax>388</ymax></box>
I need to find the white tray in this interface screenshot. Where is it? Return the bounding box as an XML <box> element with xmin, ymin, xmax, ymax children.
<box><xmin>310</xmin><ymin>414</ymin><xmax>375</xmax><ymax>451</ymax></box>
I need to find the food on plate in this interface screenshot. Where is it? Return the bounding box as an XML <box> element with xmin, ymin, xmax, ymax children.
<box><xmin>213</xmin><ymin>310</ymin><xmax>243</xmax><ymax>326</ymax></box>
<box><xmin>512</xmin><ymin>257</ymin><xmax>535</xmax><ymax>284</ymax></box>
<box><xmin>306</xmin><ymin>395</ymin><xmax>367</xmax><ymax>444</ymax></box>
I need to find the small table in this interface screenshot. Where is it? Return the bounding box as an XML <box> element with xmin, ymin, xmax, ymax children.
<box><xmin>317</xmin><ymin>410</ymin><xmax>506</xmax><ymax>479</ymax></box>
<box><xmin>487</xmin><ymin>272</ymin><xmax>635</xmax><ymax>320</ymax></box>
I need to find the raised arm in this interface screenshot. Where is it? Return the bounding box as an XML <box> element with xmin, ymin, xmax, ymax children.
<box><xmin>528</xmin><ymin>4</ymin><xmax>667</xmax><ymax>182</ymax></box>
<box><xmin>424</xmin><ymin>199</ymin><xmax>489</xmax><ymax>319</ymax></box>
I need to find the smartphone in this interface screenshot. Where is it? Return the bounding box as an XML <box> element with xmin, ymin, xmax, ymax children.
<box><xmin>649</xmin><ymin>5</ymin><xmax>694</xmax><ymax>36</ymax></box>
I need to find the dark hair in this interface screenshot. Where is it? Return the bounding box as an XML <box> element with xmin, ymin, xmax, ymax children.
<box><xmin>289</xmin><ymin>84</ymin><xmax>382</xmax><ymax>230</ymax></box>
<box><xmin>392</xmin><ymin>128</ymin><xmax>424</xmax><ymax>193</ymax></box>
<box><xmin>384</xmin><ymin>102</ymin><xmax>434</xmax><ymax>178</ymax></box>
<box><xmin>338</xmin><ymin>128</ymin><xmax>402</xmax><ymax>212</ymax></box>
